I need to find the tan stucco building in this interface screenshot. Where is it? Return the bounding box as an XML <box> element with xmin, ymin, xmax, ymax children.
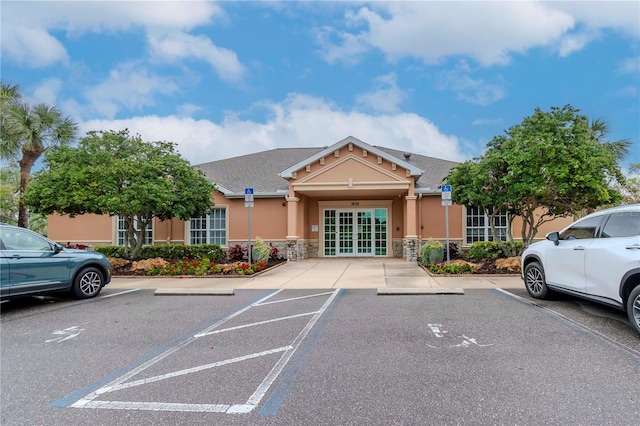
<box><xmin>48</xmin><ymin>136</ymin><xmax>570</xmax><ymax>261</ymax></box>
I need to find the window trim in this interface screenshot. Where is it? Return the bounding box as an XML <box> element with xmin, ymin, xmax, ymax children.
<box><xmin>464</xmin><ymin>206</ymin><xmax>508</xmax><ymax>245</ymax></box>
<box><xmin>116</xmin><ymin>216</ymin><xmax>153</xmax><ymax>246</ymax></box>
<box><xmin>188</xmin><ymin>207</ymin><xmax>228</xmax><ymax>247</ymax></box>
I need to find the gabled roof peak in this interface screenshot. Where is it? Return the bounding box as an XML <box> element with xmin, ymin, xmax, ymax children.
<box><xmin>279</xmin><ymin>136</ymin><xmax>424</xmax><ymax>178</ymax></box>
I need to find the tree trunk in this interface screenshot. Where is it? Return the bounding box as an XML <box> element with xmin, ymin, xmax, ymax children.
<box><xmin>17</xmin><ymin>148</ymin><xmax>42</xmax><ymax>228</ymax></box>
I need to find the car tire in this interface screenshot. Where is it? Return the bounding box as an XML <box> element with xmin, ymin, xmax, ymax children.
<box><xmin>524</xmin><ymin>261</ymin><xmax>550</xmax><ymax>299</ymax></box>
<box><xmin>627</xmin><ymin>286</ymin><xmax>640</xmax><ymax>336</ymax></box>
<box><xmin>70</xmin><ymin>267</ymin><xmax>104</xmax><ymax>299</ymax></box>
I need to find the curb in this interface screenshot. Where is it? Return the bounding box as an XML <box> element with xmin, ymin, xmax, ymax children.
<box><xmin>377</xmin><ymin>288</ymin><xmax>464</xmax><ymax>295</ymax></box>
<box><xmin>154</xmin><ymin>288</ymin><xmax>235</xmax><ymax>296</ymax></box>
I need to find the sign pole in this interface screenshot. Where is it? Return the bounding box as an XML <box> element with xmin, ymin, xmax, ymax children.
<box><xmin>445</xmin><ymin>204</ymin><xmax>450</xmax><ymax>265</ymax></box>
<box><xmin>245</xmin><ymin>188</ymin><xmax>254</xmax><ymax>265</ymax></box>
<box><xmin>441</xmin><ymin>184</ymin><xmax>452</xmax><ymax>265</ymax></box>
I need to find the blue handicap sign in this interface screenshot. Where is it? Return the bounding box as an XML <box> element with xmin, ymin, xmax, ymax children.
<box><xmin>245</xmin><ymin>188</ymin><xmax>254</xmax><ymax>195</ymax></box>
<box><xmin>441</xmin><ymin>185</ymin><xmax>452</xmax><ymax>192</ymax></box>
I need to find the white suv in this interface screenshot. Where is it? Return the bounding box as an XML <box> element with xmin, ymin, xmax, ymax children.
<box><xmin>521</xmin><ymin>204</ymin><xmax>640</xmax><ymax>336</ymax></box>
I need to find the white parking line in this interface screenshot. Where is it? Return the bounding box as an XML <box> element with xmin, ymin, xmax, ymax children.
<box><xmin>70</xmin><ymin>289</ymin><xmax>341</xmax><ymax>414</ymax></box>
<box><xmin>254</xmin><ymin>291</ymin><xmax>335</xmax><ymax>306</ymax></box>
<box><xmin>195</xmin><ymin>311</ymin><xmax>318</xmax><ymax>338</ymax></box>
<box><xmin>98</xmin><ymin>347</ymin><xmax>292</xmax><ymax>394</ymax></box>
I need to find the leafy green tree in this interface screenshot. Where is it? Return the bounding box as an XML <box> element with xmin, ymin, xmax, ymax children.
<box><xmin>0</xmin><ymin>162</ymin><xmax>20</xmax><ymax>225</ymax></box>
<box><xmin>447</xmin><ymin>105</ymin><xmax>629</xmax><ymax>255</ymax></box>
<box><xmin>25</xmin><ymin>129</ymin><xmax>216</xmax><ymax>259</ymax></box>
<box><xmin>0</xmin><ymin>162</ymin><xmax>49</xmax><ymax>234</ymax></box>
<box><xmin>0</xmin><ymin>81</ymin><xmax>78</xmax><ymax>228</ymax></box>
<box><xmin>617</xmin><ymin>163</ymin><xmax>640</xmax><ymax>204</ymax></box>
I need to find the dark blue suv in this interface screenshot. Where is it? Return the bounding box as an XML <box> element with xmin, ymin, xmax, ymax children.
<box><xmin>0</xmin><ymin>223</ymin><xmax>112</xmax><ymax>299</ymax></box>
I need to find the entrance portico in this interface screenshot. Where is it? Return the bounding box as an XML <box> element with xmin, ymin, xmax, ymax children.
<box><xmin>280</xmin><ymin>136</ymin><xmax>423</xmax><ymax>261</ymax></box>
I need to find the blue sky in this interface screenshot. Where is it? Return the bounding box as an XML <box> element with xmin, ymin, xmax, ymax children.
<box><xmin>2</xmin><ymin>1</ymin><xmax>639</xmax><ymax>171</ymax></box>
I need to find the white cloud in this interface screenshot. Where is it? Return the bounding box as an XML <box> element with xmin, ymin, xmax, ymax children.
<box><xmin>321</xmin><ymin>2</ymin><xmax>574</xmax><ymax>67</ymax></box>
<box><xmin>557</xmin><ymin>31</ymin><xmax>599</xmax><ymax>57</ymax></box>
<box><xmin>84</xmin><ymin>63</ymin><xmax>179</xmax><ymax>119</ymax></box>
<box><xmin>437</xmin><ymin>63</ymin><xmax>507</xmax><ymax>106</ymax></box>
<box><xmin>81</xmin><ymin>93</ymin><xmax>467</xmax><ymax>165</ymax></box>
<box><xmin>318</xmin><ymin>1</ymin><xmax>639</xmax><ymax>67</ymax></box>
<box><xmin>619</xmin><ymin>57</ymin><xmax>640</xmax><ymax>75</ymax></box>
<box><xmin>315</xmin><ymin>25</ymin><xmax>370</xmax><ymax>66</ymax></box>
<box><xmin>177</xmin><ymin>103</ymin><xmax>204</xmax><ymax>118</ymax></box>
<box><xmin>1</xmin><ymin>25</ymin><xmax>68</xmax><ymax>68</ymax></box>
<box><xmin>147</xmin><ymin>31</ymin><xmax>247</xmax><ymax>83</ymax></box>
<box><xmin>1</xmin><ymin>1</ymin><xmax>224</xmax><ymax>68</ymax></box>
<box><xmin>472</xmin><ymin>118</ymin><xmax>502</xmax><ymax>126</ymax></box>
<box><xmin>551</xmin><ymin>1</ymin><xmax>639</xmax><ymax>37</ymax></box>
<box><xmin>356</xmin><ymin>73</ymin><xmax>408</xmax><ymax>113</ymax></box>
<box><xmin>613</xmin><ymin>85</ymin><xmax>638</xmax><ymax>98</ymax></box>
<box><xmin>30</xmin><ymin>78</ymin><xmax>64</xmax><ymax>106</ymax></box>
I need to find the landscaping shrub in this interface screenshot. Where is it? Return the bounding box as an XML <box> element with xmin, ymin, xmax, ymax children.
<box><xmin>252</xmin><ymin>237</ymin><xmax>272</xmax><ymax>262</ymax></box>
<box><xmin>428</xmin><ymin>262</ymin><xmax>475</xmax><ymax>274</ymax></box>
<box><xmin>147</xmin><ymin>259</ymin><xmax>269</xmax><ymax>276</ymax></box>
<box><xmin>447</xmin><ymin>242</ymin><xmax>461</xmax><ymax>259</ymax></box>
<box><xmin>95</xmin><ymin>244</ymin><xmax>224</xmax><ymax>261</ymax></box>
<box><xmin>466</xmin><ymin>240</ymin><xmax>524</xmax><ymax>260</ymax></box>
<box><xmin>227</xmin><ymin>244</ymin><xmax>245</xmax><ymax>262</ymax></box>
<box><xmin>419</xmin><ymin>239</ymin><xmax>444</xmax><ymax>265</ymax></box>
<box><xmin>94</xmin><ymin>245</ymin><xmax>125</xmax><ymax>258</ymax></box>
<box><xmin>269</xmin><ymin>243</ymin><xmax>280</xmax><ymax>260</ymax></box>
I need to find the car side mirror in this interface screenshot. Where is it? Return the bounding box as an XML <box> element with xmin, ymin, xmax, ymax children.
<box><xmin>546</xmin><ymin>232</ymin><xmax>560</xmax><ymax>246</ymax></box>
<box><xmin>53</xmin><ymin>243</ymin><xmax>64</xmax><ymax>254</ymax></box>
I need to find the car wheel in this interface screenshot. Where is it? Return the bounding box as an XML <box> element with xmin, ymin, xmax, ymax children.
<box><xmin>524</xmin><ymin>261</ymin><xmax>550</xmax><ymax>299</ymax></box>
<box><xmin>627</xmin><ymin>286</ymin><xmax>640</xmax><ymax>336</ymax></box>
<box><xmin>70</xmin><ymin>267</ymin><xmax>104</xmax><ymax>299</ymax></box>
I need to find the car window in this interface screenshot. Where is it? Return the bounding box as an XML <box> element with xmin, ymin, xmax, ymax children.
<box><xmin>0</xmin><ymin>228</ymin><xmax>53</xmax><ymax>251</ymax></box>
<box><xmin>600</xmin><ymin>212</ymin><xmax>640</xmax><ymax>238</ymax></box>
<box><xmin>560</xmin><ymin>216</ymin><xmax>603</xmax><ymax>240</ymax></box>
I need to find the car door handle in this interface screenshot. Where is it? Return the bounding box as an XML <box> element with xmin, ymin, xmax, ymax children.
<box><xmin>626</xmin><ymin>244</ymin><xmax>640</xmax><ymax>250</ymax></box>
<box><xmin>573</xmin><ymin>246</ymin><xmax>586</xmax><ymax>251</ymax></box>
<box><xmin>9</xmin><ymin>254</ymin><xmax>22</xmax><ymax>259</ymax></box>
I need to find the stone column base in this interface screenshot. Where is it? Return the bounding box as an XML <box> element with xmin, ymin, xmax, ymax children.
<box><xmin>286</xmin><ymin>239</ymin><xmax>309</xmax><ymax>261</ymax></box>
<box><xmin>286</xmin><ymin>238</ymin><xmax>298</xmax><ymax>261</ymax></box>
<box><xmin>402</xmin><ymin>238</ymin><xmax>419</xmax><ymax>262</ymax></box>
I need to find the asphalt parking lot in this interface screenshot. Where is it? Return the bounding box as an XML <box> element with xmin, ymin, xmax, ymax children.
<box><xmin>2</xmin><ymin>283</ymin><xmax>639</xmax><ymax>425</ymax></box>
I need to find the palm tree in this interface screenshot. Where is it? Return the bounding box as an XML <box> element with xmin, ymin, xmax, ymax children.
<box><xmin>589</xmin><ymin>117</ymin><xmax>630</xmax><ymax>161</ymax></box>
<box><xmin>1</xmin><ymin>82</ymin><xmax>78</xmax><ymax>228</ymax></box>
<box><xmin>1</xmin><ymin>81</ymin><xmax>22</xmax><ymax>154</ymax></box>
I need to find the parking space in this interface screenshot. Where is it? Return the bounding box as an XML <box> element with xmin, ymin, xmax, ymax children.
<box><xmin>2</xmin><ymin>287</ymin><xmax>639</xmax><ymax>425</ymax></box>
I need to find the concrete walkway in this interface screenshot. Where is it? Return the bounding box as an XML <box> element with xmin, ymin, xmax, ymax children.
<box><xmin>107</xmin><ymin>258</ymin><xmax>523</xmax><ymax>293</ymax></box>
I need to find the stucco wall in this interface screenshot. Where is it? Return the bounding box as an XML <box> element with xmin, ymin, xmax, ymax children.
<box><xmin>418</xmin><ymin>195</ymin><xmax>464</xmax><ymax>240</ymax></box>
<box><xmin>48</xmin><ymin>213</ymin><xmax>113</xmax><ymax>245</ymax></box>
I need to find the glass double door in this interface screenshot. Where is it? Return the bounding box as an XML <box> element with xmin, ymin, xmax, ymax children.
<box><xmin>323</xmin><ymin>208</ymin><xmax>387</xmax><ymax>257</ymax></box>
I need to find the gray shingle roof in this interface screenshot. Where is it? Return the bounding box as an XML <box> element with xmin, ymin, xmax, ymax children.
<box><xmin>376</xmin><ymin>147</ymin><xmax>460</xmax><ymax>193</ymax></box>
<box><xmin>195</xmin><ymin>145</ymin><xmax>459</xmax><ymax>196</ymax></box>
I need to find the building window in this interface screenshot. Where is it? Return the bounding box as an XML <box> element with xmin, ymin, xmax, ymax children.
<box><xmin>117</xmin><ymin>216</ymin><xmax>153</xmax><ymax>246</ymax></box>
<box><xmin>190</xmin><ymin>208</ymin><xmax>226</xmax><ymax>246</ymax></box>
<box><xmin>465</xmin><ymin>207</ymin><xmax>507</xmax><ymax>244</ymax></box>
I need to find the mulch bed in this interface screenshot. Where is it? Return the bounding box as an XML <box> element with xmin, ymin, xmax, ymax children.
<box><xmin>111</xmin><ymin>258</ymin><xmax>518</xmax><ymax>277</ymax></box>
<box><xmin>421</xmin><ymin>258</ymin><xmax>521</xmax><ymax>277</ymax></box>
<box><xmin>111</xmin><ymin>259</ymin><xmax>287</xmax><ymax>277</ymax></box>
